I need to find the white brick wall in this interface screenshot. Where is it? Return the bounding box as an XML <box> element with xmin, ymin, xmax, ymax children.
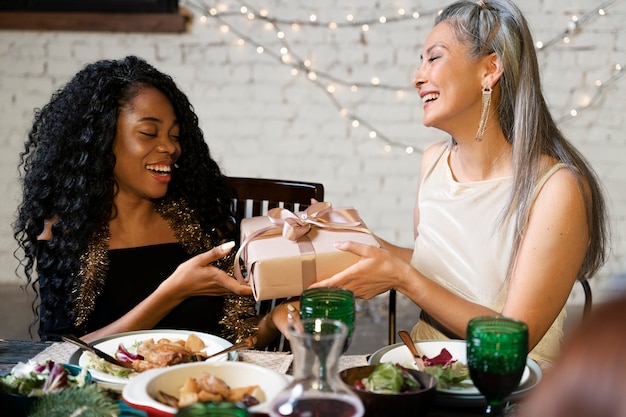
<box><xmin>1</xmin><ymin>0</ymin><xmax>624</xmax><ymax>303</ymax></box>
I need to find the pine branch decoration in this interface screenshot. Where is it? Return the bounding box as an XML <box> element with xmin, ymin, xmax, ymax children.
<box><xmin>28</xmin><ymin>384</ymin><xmax>120</xmax><ymax>417</ymax></box>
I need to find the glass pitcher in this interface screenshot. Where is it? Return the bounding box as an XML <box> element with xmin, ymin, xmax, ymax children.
<box><xmin>269</xmin><ymin>318</ymin><xmax>364</xmax><ymax>417</ymax></box>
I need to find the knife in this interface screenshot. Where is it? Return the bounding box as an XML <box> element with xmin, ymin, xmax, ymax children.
<box><xmin>62</xmin><ymin>334</ymin><xmax>134</xmax><ymax>369</ymax></box>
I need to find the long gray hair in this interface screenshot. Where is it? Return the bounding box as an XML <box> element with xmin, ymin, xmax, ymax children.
<box><xmin>436</xmin><ymin>0</ymin><xmax>609</xmax><ymax>280</ymax></box>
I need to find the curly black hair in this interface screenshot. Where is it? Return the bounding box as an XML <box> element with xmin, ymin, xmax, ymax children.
<box><xmin>13</xmin><ymin>56</ymin><xmax>237</xmax><ymax>340</ymax></box>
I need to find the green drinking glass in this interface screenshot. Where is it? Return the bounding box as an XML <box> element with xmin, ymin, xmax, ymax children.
<box><xmin>299</xmin><ymin>287</ymin><xmax>356</xmax><ymax>352</ymax></box>
<box><xmin>466</xmin><ymin>316</ymin><xmax>528</xmax><ymax>417</ymax></box>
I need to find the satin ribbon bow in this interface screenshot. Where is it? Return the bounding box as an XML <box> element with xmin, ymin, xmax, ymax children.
<box><xmin>267</xmin><ymin>201</ymin><xmax>365</xmax><ymax>241</ymax></box>
<box><xmin>233</xmin><ymin>202</ymin><xmax>370</xmax><ymax>285</ymax></box>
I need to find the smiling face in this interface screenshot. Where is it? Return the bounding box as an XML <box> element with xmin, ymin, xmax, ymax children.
<box><xmin>413</xmin><ymin>22</ymin><xmax>492</xmax><ymax>138</ymax></box>
<box><xmin>112</xmin><ymin>86</ymin><xmax>181</xmax><ymax>202</ymax></box>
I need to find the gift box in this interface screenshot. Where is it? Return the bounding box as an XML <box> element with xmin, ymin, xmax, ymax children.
<box><xmin>234</xmin><ymin>203</ymin><xmax>380</xmax><ymax>301</ymax></box>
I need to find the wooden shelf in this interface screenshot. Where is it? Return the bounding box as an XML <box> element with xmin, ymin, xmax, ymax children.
<box><xmin>0</xmin><ymin>9</ymin><xmax>192</xmax><ymax>33</ymax></box>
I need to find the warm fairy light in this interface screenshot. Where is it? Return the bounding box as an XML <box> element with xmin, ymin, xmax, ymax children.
<box><xmin>184</xmin><ymin>0</ymin><xmax>622</xmax><ymax>154</ymax></box>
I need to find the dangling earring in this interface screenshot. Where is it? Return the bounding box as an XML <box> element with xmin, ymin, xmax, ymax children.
<box><xmin>476</xmin><ymin>85</ymin><xmax>492</xmax><ymax>141</ymax></box>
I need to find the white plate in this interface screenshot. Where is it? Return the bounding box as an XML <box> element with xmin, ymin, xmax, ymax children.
<box><xmin>69</xmin><ymin>329</ymin><xmax>234</xmax><ymax>389</ymax></box>
<box><xmin>376</xmin><ymin>339</ymin><xmax>530</xmax><ymax>395</ymax></box>
<box><xmin>122</xmin><ymin>361</ymin><xmax>290</xmax><ymax>416</ymax></box>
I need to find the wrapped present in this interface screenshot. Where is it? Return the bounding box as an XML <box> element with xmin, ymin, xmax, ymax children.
<box><xmin>234</xmin><ymin>202</ymin><xmax>380</xmax><ymax>301</ymax></box>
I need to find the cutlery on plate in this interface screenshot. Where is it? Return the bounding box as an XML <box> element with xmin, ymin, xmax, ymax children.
<box><xmin>204</xmin><ymin>335</ymin><xmax>257</xmax><ymax>360</ymax></box>
<box><xmin>61</xmin><ymin>334</ymin><xmax>134</xmax><ymax>369</ymax></box>
<box><xmin>398</xmin><ymin>329</ymin><xmax>425</xmax><ymax>371</ymax></box>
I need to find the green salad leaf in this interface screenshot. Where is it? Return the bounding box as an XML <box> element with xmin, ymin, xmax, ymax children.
<box><xmin>423</xmin><ymin>361</ymin><xmax>469</xmax><ymax>389</ymax></box>
<box><xmin>364</xmin><ymin>362</ymin><xmax>420</xmax><ymax>394</ymax></box>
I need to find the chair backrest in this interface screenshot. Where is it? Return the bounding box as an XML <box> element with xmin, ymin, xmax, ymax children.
<box><xmin>228</xmin><ymin>177</ymin><xmax>324</xmax><ymax>219</ymax></box>
<box><xmin>227</xmin><ymin>176</ymin><xmax>325</xmax><ymax>351</ymax></box>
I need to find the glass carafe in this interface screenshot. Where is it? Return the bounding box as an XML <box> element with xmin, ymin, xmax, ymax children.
<box><xmin>269</xmin><ymin>318</ymin><xmax>364</xmax><ymax>417</ymax></box>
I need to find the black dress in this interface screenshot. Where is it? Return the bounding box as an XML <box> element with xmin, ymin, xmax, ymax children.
<box><xmin>84</xmin><ymin>243</ymin><xmax>225</xmax><ymax>336</ymax></box>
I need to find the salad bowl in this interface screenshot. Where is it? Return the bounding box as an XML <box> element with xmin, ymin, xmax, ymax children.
<box><xmin>340</xmin><ymin>364</ymin><xmax>437</xmax><ymax>417</ymax></box>
<box><xmin>0</xmin><ymin>362</ymin><xmax>91</xmax><ymax>417</ymax></box>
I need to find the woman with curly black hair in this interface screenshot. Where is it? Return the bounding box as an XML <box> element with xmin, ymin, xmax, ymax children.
<box><xmin>13</xmin><ymin>56</ymin><xmax>256</xmax><ymax>343</ymax></box>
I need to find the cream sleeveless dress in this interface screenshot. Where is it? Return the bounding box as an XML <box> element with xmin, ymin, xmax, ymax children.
<box><xmin>410</xmin><ymin>143</ymin><xmax>566</xmax><ymax>367</ymax></box>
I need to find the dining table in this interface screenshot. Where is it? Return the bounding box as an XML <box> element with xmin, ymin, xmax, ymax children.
<box><xmin>0</xmin><ymin>338</ymin><xmax>521</xmax><ymax>417</ymax></box>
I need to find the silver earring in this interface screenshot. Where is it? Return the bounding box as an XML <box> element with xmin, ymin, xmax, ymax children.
<box><xmin>476</xmin><ymin>86</ymin><xmax>492</xmax><ymax>141</ymax></box>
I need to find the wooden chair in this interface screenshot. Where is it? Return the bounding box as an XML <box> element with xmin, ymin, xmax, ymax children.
<box><xmin>386</xmin><ymin>279</ymin><xmax>593</xmax><ymax>345</ymax></box>
<box><xmin>228</xmin><ymin>177</ymin><xmax>324</xmax><ymax>220</ymax></box>
<box><xmin>227</xmin><ymin>176</ymin><xmax>325</xmax><ymax>351</ymax></box>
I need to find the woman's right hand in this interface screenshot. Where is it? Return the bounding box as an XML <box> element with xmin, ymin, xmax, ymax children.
<box><xmin>164</xmin><ymin>241</ymin><xmax>252</xmax><ymax>298</ymax></box>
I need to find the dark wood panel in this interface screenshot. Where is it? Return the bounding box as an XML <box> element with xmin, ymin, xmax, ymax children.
<box><xmin>0</xmin><ymin>9</ymin><xmax>192</xmax><ymax>33</ymax></box>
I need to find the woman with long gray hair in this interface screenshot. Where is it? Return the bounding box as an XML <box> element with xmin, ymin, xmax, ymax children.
<box><xmin>308</xmin><ymin>0</ymin><xmax>609</xmax><ymax>367</ymax></box>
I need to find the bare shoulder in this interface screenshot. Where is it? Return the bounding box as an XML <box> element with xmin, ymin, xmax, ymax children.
<box><xmin>37</xmin><ymin>217</ymin><xmax>57</xmax><ymax>241</ymax></box>
<box><xmin>534</xmin><ymin>162</ymin><xmax>591</xmax><ymax>220</ymax></box>
<box><xmin>421</xmin><ymin>141</ymin><xmax>448</xmax><ymax>166</ymax></box>
<box><xmin>418</xmin><ymin>141</ymin><xmax>448</xmax><ymax>178</ymax></box>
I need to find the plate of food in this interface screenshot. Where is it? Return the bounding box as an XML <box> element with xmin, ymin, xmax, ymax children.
<box><xmin>369</xmin><ymin>339</ymin><xmax>541</xmax><ymax>406</ymax></box>
<box><xmin>68</xmin><ymin>329</ymin><xmax>235</xmax><ymax>391</ymax></box>
<box><xmin>122</xmin><ymin>361</ymin><xmax>291</xmax><ymax>416</ymax></box>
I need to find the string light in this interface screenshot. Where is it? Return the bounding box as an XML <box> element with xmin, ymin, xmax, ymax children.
<box><xmin>183</xmin><ymin>0</ymin><xmax>623</xmax><ymax>154</ymax></box>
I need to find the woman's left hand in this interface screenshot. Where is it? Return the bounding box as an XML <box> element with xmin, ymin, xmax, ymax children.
<box><xmin>308</xmin><ymin>240</ymin><xmax>412</xmax><ymax>299</ymax></box>
<box><xmin>165</xmin><ymin>242</ymin><xmax>252</xmax><ymax>298</ymax></box>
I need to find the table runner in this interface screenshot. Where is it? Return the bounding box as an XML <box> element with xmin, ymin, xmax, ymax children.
<box><xmin>29</xmin><ymin>342</ymin><xmax>369</xmax><ymax>374</ymax></box>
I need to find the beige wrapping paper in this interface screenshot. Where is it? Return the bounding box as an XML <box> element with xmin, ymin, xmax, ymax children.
<box><xmin>236</xmin><ymin>204</ymin><xmax>380</xmax><ymax>301</ymax></box>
